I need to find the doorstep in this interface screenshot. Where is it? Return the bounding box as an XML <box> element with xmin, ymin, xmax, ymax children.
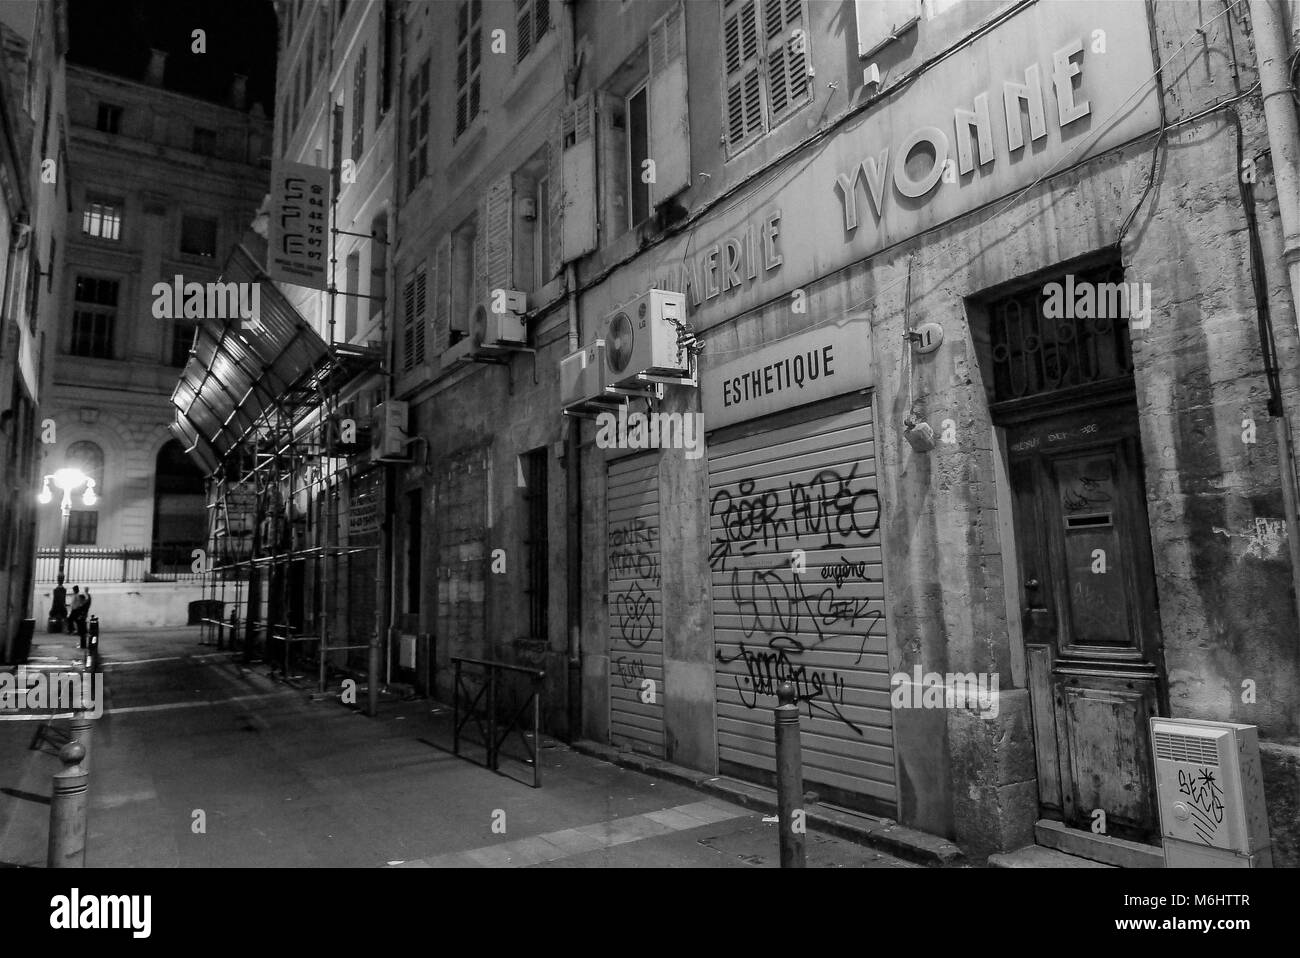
<box><xmin>570</xmin><ymin>739</ymin><xmax>963</xmax><ymax>867</ymax></box>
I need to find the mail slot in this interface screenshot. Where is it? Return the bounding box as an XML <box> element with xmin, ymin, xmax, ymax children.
<box><xmin>1065</xmin><ymin>512</ymin><xmax>1112</xmax><ymax>528</ymax></box>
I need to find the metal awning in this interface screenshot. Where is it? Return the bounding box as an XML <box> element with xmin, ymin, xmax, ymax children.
<box><xmin>168</xmin><ymin>239</ymin><xmax>334</xmax><ymax>479</ymax></box>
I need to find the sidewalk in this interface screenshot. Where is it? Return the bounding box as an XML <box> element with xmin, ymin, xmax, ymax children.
<box><xmin>1</xmin><ymin>627</ymin><xmax>918</xmax><ymax>868</ymax></box>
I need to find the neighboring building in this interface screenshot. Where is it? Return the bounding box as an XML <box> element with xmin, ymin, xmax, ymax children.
<box><xmin>33</xmin><ymin>58</ymin><xmax>270</xmax><ymax>629</ymax></box>
<box><xmin>0</xmin><ymin>0</ymin><xmax>68</xmax><ymax>661</ymax></box>
<box><xmin>229</xmin><ymin>0</ymin><xmax>1300</xmax><ymax>866</ymax></box>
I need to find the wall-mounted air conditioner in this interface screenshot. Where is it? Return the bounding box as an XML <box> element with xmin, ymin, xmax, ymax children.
<box><xmin>370</xmin><ymin>399</ymin><xmax>410</xmax><ymax>461</ymax></box>
<box><xmin>560</xmin><ymin>339</ymin><xmax>615</xmax><ymax>410</ymax></box>
<box><xmin>1150</xmin><ymin>717</ymin><xmax>1272</xmax><ymax>867</ymax></box>
<box><xmin>602</xmin><ymin>288</ymin><xmax>688</xmax><ymax>385</ymax></box>
<box><xmin>443</xmin><ymin>291</ymin><xmax>528</xmax><ymax>368</ymax></box>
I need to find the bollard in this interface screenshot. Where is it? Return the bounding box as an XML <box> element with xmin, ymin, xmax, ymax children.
<box><xmin>68</xmin><ymin>708</ymin><xmax>93</xmax><ymax>771</ymax></box>
<box><xmin>47</xmin><ymin>741</ymin><xmax>88</xmax><ymax>868</ymax></box>
<box><xmin>773</xmin><ymin>681</ymin><xmax>807</xmax><ymax>868</ymax></box>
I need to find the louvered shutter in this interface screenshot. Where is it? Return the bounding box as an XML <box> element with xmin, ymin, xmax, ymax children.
<box><xmin>723</xmin><ymin>0</ymin><xmax>763</xmax><ymax>153</ymax></box>
<box><xmin>432</xmin><ymin>234</ymin><xmax>452</xmax><ymax>354</ymax></box>
<box><xmin>484</xmin><ymin>174</ymin><xmax>514</xmax><ymax>294</ymax></box>
<box><xmin>402</xmin><ymin>272</ymin><xmax>423</xmax><ymax>371</ymax></box>
<box><xmin>517</xmin><ymin>0</ymin><xmax>533</xmax><ymax>62</ymax></box>
<box><xmin>474</xmin><ymin>196</ymin><xmax>489</xmax><ymax>318</ymax></box>
<box><xmin>556</xmin><ymin>93</ymin><xmax>598</xmax><ymax>269</ymax></box>
<box><xmin>414</xmin><ymin>266</ymin><xmax>427</xmax><ymax>363</ymax></box>
<box><xmin>546</xmin><ymin>128</ymin><xmax>564</xmax><ymax>280</ymax></box>
<box><xmin>648</xmin><ymin>3</ymin><xmax>690</xmax><ymax>206</ymax></box>
<box><xmin>764</xmin><ymin>0</ymin><xmax>809</xmax><ymax>125</ymax></box>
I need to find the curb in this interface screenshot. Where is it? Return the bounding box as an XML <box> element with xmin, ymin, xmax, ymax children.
<box><xmin>570</xmin><ymin>739</ymin><xmax>963</xmax><ymax>867</ymax></box>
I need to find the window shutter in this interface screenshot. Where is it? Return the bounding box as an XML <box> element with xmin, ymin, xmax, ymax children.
<box><xmin>764</xmin><ymin>0</ymin><xmax>810</xmax><ymax>125</ymax></box>
<box><xmin>517</xmin><ymin>0</ymin><xmax>533</xmax><ymax>62</ymax></box>
<box><xmin>854</xmin><ymin>0</ymin><xmax>920</xmax><ymax>59</ymax></box>
<box><xmin>474</xmin><ymin>196</ymin><xmax>489</xmax><ymax>315</ymax></box>
<box><xmin>484</xmin><ymin>173</ymin><xmax>514</xmax><ymax>294</ymax></box>
<box><xmin>414</xmin><ymin>266</ymin><xmax>427</xmax><ymax>363</ymax></box>
<box><xmin>648</xmin><ymin>2</ymin><xmax>690</xmax><ymax>206</ymax></box>
<box><xmin>402</xmin><ymin>273</ymin><xmax>418</xmax><ymax>370</ymax></box>
<box><xmin>723</xmin><ymin>0</ymin><xmax>763</xmax><ymax>153</ymax></box>
<box><xmin>557</xmin><ymin>93</ymin><xmax>598</xmax><ymax>269</ymax></box>
<box><xmin>432</xmin><ymin>234</ymin><xmax>452</xmax><ymax>354</ymax></box>
<box><xmin>546</xmin><ymin>128</ymin><xmax>564</xmax><ymax>279</ymax></box>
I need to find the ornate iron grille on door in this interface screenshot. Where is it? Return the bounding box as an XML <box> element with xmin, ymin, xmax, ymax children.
<box><xmin>987</xmin><ymin>262</ymin><xmax>1134</xmax><ymax>405</ymax></box>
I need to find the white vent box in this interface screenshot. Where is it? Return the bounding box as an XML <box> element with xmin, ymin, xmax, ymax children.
<box><xmin>371</xmin><ymin>399</ymin><xmax>410</xmax><ymax>460</ymax></box>
<box><xmin>1150</xmin><ymin>718</ymin><xmax>1272</xmax><ymax>868</ymax></box>
<box><xmin>560</xmin><ymin>339</ymin><xmax>614</xmax><ymax>410</ymax></box>
<box><xmin>602</xmin><ymin>288</ymin><xmax>688</xmax><ymax>385</ymax></box>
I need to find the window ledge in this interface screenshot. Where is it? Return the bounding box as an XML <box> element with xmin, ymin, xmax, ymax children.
<box><xmin>449</xmin><ymin>116</ymin><xmax>488</xmax><ymax>166</ymax></box>
<box><xmin>502</xmin><ymin>30</ymin><xmax>560</xmax><ymax>107</ymax></box>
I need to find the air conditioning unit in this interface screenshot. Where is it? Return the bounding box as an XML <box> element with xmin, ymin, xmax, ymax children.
<box><xmin>603</xmin><ymin>288</ymin><xmax>688</xmax><ymax>385</ymax></box>
<box><xmin>560</xmin><ymin>340</ymin><xmax>615</xmax><ymax>410</ymax></box>
<box><xmin>445</xmin><ymin>291</ymin><xmax>528</xmax><ymax>368</ymax></box>
<box><xmin>370</xmin><ymin>399</ymin><xmax>410</xmax><ymax>461</ymax></box>
<box><xmin>1150</xmin><ymin>718</ymin><xmax>1272</xmax><ymax>867</ymax></box>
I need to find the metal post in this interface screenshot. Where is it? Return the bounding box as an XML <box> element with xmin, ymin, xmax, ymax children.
<box><xmin>774</xmin><ymin>681</ymin><xmax>806</xmax><ymax>868</ymax></box>
<box><xmin>47</xmin><ymin>741</ymin><xmax>88</xmax><ymax>868</ymax></box>
<box><xmin>453</xmin><ymin>658</ymin><xmax>461</xmax><ymax>756</ymax></box>
<box><xmin>318</xmin><ymin>618</ymin><xmax>328</xmax><ymax>693</ymax></box>
<box><xmin>47</xmin><ymin>502</ymin><xmax>71</xmax><ymax>631</ymax></box>
<box><xmin>68</xmin><ymin>708</ymin><xmax>93</xmax><ymax>771</ymax></box>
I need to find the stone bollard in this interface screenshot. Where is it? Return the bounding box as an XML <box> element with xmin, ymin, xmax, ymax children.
<box><xmin>68</xmin><ymin>708</ymin><xmax>93</xmax><ymax>771</ymax></box>
<box><xmin>47</xmin><ymin>741</ymin><xmax>88</xmax><ymax>868</ymax></box>
<box><xmin>773</xmin><ymin>681</ymin><xmax>807</xmax><ymax>868</ymax></box>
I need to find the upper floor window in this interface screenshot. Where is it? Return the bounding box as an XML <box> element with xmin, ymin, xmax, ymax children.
<box><xmin>722</xmin><ymin>0</ymin><xmax>811</xmax><ymax>156</ymax></box>
<box><xmin>516</xmin><ymin>0</ymin><xmax>551</xmax><ymax>63</ymax></box>
<box><xmin>82</xmin><ymin>194</ymin><xmax>123</xmax><ymax>241</ymax></box>
<box><xmin>407</xmin><ymin>58</ymin><xmax>430</xmax><ymax>190</ymax></box>
<box><xmin>70</xmin><ymin>276</ymin><xmax>119</xmax><ymax>359</ymax></box>
<box><xmin>352</xmin><ymin>46</ymin><xmax>367</xmax><ymax>162</ymax></box>
<box><xmin>192</xmin><ymin>126</ymin><xmax>216</xmax><ymax>156</ymax></box>
<box><xmin>625</xmin><ymin>83</ymin><xmax>651</xmax><ymax>229</ymax></box>
<box><xmin>96</xmin><ymin>102</ymin><xmax>122</xmax><ymax>134</ymax></box>
<box><xmin>170</xmin><ymin>321</ymin><xmax>196</xmax><ymax>367</ymax></box>
<box><xmin>455</xmin><ymin>0</ymin><xmax>482</xmax><ymax>138</ymax></box>
<box><xmin>180</xmin><ymin>215</ymin><xmax>218</xmax><ymax>258</ymax></box>
<box><xmin>401</xmin><ymin>266</ymin><xmax>427</xmax><ymax>370</ymax></box>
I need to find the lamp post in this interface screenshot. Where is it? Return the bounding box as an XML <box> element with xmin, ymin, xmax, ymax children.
<box><xmin>39</xmin><ymin>467</ymin><xmax>97</xmax><ymax>632</ymax></box>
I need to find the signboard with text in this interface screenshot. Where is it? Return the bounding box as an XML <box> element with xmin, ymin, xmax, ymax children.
<box><xmin>268</xmin><ymin>160</ymin><xmax>330</xmax><ymax>291</ymax></box>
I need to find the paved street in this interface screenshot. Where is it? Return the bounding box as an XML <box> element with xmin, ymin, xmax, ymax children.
<box><xmin>0</xmin><ymin>628</ymin><xmax>914</xmax><ymax>869</ymax></box>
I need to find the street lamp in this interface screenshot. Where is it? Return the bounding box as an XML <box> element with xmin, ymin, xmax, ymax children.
<box><xmin>38</xmin><ymin>467</ymin><xmax>96</xmax><ymax>632</ymax></box>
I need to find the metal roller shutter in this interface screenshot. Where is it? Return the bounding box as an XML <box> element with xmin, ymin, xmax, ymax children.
<box><xmin>606</xmin><ymin>452</ymin><xmax>665</xmax><ymax>756</ymax></box>
<box><xmin>707</xmin><ymin>393</ymin><xmax>896</xmax><ymax>812</ymax></box>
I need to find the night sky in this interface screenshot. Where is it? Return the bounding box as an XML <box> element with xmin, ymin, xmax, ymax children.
<box><xmin>68</xmin><ymin>0</ymin><xmax>280</xmax><ymax>115</ymax></box>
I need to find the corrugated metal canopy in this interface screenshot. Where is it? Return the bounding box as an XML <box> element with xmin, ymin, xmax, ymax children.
<box><xmin>169</xmin><ymin>240</ymin><xmax>332</xmax><ymax>478</ymax></box>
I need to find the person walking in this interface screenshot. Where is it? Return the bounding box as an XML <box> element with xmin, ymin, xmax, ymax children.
<box><xmin>69</xmin><ymin>586</ymin><xmax>89</xmax><ymax>643</ymax></box>
<box><xmin>65</xmin><ymin>586</ymin><xmax>81</xmax><ymax>634</ymax></box>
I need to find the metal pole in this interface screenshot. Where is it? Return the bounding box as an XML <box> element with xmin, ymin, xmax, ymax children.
<box><xmin>453</xmin><ymin>659</ymin><xmax>461</xmax><ymax>756</ymax></box>
<box><xmin>774</xmin><ymin>681</ymin><xmax>806</xmax><ymax>868</ymax></box>
<box><xmin>68</xmin><ymin>708</ymin><xmax>93</xmax><ymax>771</ymax></box>
<box><xmin>488</xmin><ymin>666</ymin><xmax>497</xmax><ymax>772</ymax></box>
<box><xmin>48</xmin><ymin>500</ymin><xmax>70</xmax><ymax>630</ymax></box>
<box><xmin>47</xmin><ymin>741</ymin><xmax>88</xmax><ymax>868</ymax></box>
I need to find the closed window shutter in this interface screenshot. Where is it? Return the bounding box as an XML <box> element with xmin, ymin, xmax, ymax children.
<box><xmin>414</xmin><ymin>267</ymin><xmax>427</xmax><ymax>362</ymax></box>
<box><xmin>517</xmin><ymin>0</ymin><xmax>532</xmax><ymax>62</ymax></box>
<box><xmin>648</xmin><ymin>2</ymin><xmax>690</xmax><ymax>206</ymax></box>
<box><xmin>765</xmin><ymin>0</ymin><xmax>809</xmax><ymax>125</ymax></box>
<box><xmin>723</xmin><ymin>0</ymin><xmax>763</xmax><ymax>153</ymax></box>
<box><xmin>556</xmin><ymin>93</ymin><xmax>597</xmax><ymax>269</ymax></box>
<box><xmin>402</xmin><ymin>273</ymin><xmax>417</xmax><ymax>370</ymax></box>
<box><xmin>474</xmin><ymin>198</ymin><xmax>488</xmax><ymax>314</ymax></box>
<box><xmin>432</xmin><ymin>234</ymin><xmax>452</xmax><ymax>354</ymax></box>
<box><xmin>546</xmin><ymin>129</ymin><xmax>564</xmax><ymax>279</ymax></box>
<box><xmin>484</xmin><ymin>174</ymin><xmax>514</xmax><ymax>294</ymax></box>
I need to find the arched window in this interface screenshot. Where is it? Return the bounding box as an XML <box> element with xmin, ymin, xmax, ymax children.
<box><xmin>152</xmin><ymin>440</ymin><xmax>207</xmax><ymax>573</ymax></box>
<box><xmin>65</xmin><ymin>441</ymin><xmax>103</xmax><ymax>545</ymax></box>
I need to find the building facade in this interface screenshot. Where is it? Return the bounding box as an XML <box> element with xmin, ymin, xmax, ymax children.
<box><xmin>247</xmin><ymin>0</ymin><xmax>1300</xmax><ymax>865</ymax></box>
<box><xmin>0</xmin><ymin>0</ymin><xmax>67</xmax><ymax>660</ymax></box>
<box><xmin>34</xmin><ymin>60</ymin><xmax>270</xmax><ymax>629</ymax></box>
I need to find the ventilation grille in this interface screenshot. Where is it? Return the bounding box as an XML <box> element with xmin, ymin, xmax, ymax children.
<box><xmin>1153</xmin><ymin>731</ymin><xmax>1221</xmax><ymax>767</ymax></box>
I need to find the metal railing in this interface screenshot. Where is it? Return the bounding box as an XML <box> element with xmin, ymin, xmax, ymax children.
<box><xmin>34</xmin><ymin>545</ymin><xmax>207</xmax><ymax>583</ymax></box>
<box><xmin>452</xmin><ymin>656</ymin><xmax>544</xmax><ymax>788</ymax></box>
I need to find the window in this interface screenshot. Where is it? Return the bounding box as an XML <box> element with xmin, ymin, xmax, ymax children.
<box><xmin>401</xmin><ymin>266</ymin><xmax>427</xmax><ymax>370</ymax></box>
<box><xmin>81</xmin><ymin>194</ymin><xmax>122</xmax><ymax>240</ymax></box>
<box><xmin>534</xmin><ymin>174</ymin><xmax>550</xmax><ymax>292</ymax></box>
<box><xmin>171</xmin><ymin>321</ymin><xmax>196</xmax><ymax>367</ymax></box>
<box><xmin>192</xmin><ymin>126</ymin><xmax>216</xmax><ymax>156</ymax></box>
<box><xmin>455</xmin><ymin>0</ymin><xmax>482</xmax><ymax>137</ymax></box>
<box><xmin>406</xmin><ymin>58</ymin><xmax>429</xmax><ymax>190</ymax></box>
<box><xmin>626</xmin><ymin>84</ymin><xmax>651</xmax><ymax>228</ymax></box>
<box><xmin>95</xmin><ymin>102</ymin><xmax>121</xmax><ymax>134</ymax></box>
<box><xmin>70</xmin><ymin>276</ymin><xmax>119</xmax><ymax>359</ymax></box>
<box><xmin>515</xmin><ymin>0</ymin><xmax>551</xmax><ymax>63</ymax></box>
<box><xmin>344</xmin><ymin>250</ymin><xmax>361</xmax><ymax>342</ymax></box>
<box><xmin>67</xmin><ymin>511</ymin><xmax>98</xmax><ymax>545</ymax></box>
<box><xmin>180</xmin><ymin>215</ymin><xmax>218</xmax><ymax>258</ymax></box>
<box><xmin>523</xmin><ymin>449</ymin><xmax>548</xmax><ymax>638</ymax></box>
<box><xmin>450</xmin><ymin>215</ymin><xmax>477</xmax><ymax>345</ymax></box>
<box><xmin>152</xmin><ymin>440</ymin><xmax>207</xmax><ymax>573</ymax></box>
<box><xmin>514</xmin><ymin>155</ymin><xmax>551</xmax><ymax>295</ymax></box>
<box><xmin>351</xmin><ymin>46</ymin><xmax>367</xmax><ymax>162</ymax></box>
<box><xmin>723</xmin><ymin>0</ymin><xmax>811</xmax><ymax>155</ymax></box>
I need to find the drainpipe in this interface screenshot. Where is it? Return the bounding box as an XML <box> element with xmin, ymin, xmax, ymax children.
<box><xmin>1249</xmin><ymin>0</ymin><xmax>1300</xmax><ymax>620</ymax></box>
<box><xmin>563</xmin><ymin>0</ymin><xmax>583</xmax><ymax>740</ymax></box>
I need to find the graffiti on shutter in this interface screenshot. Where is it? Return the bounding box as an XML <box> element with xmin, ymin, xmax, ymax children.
<box><xmin>723</xmin><ymin>0</ymin><xmax>763</xmax><ymax>151</ymax></box>
<box><xmin>484</xmin><ymin>174</ymin><xmax>514</xmax><ymax>295</ymax></box>
<box><xmin>648</xmin><ymin>2</ymin><xmax>690</xmax><ymax>206</ymax></box>
<box><xmin>557</xmin><ymin>93</ymin><xmax>597</xmax><ymax>265</ymax></box>
<box><xmin>432</xmin><ymin>234</ymin><xmax>451</xmax><ymax>354</ymax></box>
<box><xmin>607</xmin><ymin>452</ymin><xmax>665</xmax><ymax>757</ymax></box>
